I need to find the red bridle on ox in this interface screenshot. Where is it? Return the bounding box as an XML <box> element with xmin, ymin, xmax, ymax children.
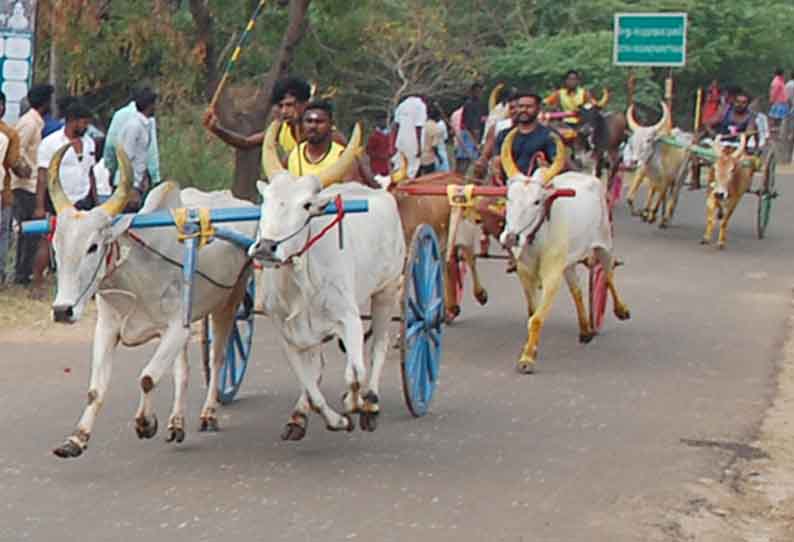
<box><xmin>508</xmin><ymin>186</ymin><xmax>577</xmax><ymax>246</ymax></box>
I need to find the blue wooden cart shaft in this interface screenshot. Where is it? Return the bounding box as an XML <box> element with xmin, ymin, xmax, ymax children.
<box><xmin>20</xmin><ymin>200</ymin><xmax>370</xmax><ymax>235</ymax></box>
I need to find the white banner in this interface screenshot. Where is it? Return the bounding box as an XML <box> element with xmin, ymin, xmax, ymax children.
<box><xmin>0</xmin><ymin>0</ymin><xmax>36</xmax><ymax>123</ymax></box>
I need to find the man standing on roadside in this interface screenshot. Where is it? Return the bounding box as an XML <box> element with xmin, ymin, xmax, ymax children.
<box><xmin>30</xmin><ymin>101</ymin><xmax>97</xmax><ymax>299</ymax></box>
<box><xmin>103</xmin><ymin>87</ymin><xmax>161</xmax><ymax>210</ymax></box>
<box><xmin>11</xmin><ymin>84</ymin><xmax>52</xmax><ymax>286</ymax></box>
<box><xmin>455</xmin><ymin>83</ymin><xmax>486</xmax><ymax>174</ymax></box>
<box><xmin>0</xmin><ymin>91</ymin><xmax>31</xmax><ymax>285</ymax></box>
<box><xmin>392</xmin><ymin>94</ymin><xmax>427</xmax><ymax>179</ymax></box>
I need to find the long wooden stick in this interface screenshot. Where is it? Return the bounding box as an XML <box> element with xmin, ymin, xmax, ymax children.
<box><xmin>208</xmin><ymin>0</ymin><xmax>269</xmax><ymax>111</ymax></box>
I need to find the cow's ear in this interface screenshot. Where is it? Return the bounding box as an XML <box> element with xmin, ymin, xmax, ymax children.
<box><xmin>307</xmin><ymin>194</ymin><xmax>335</xmax><ymax>217</ymax></box>
<box><xmin>109</xmin><ymin>214</ymin><xmax>135</xmax><ymax>242</ymax></box>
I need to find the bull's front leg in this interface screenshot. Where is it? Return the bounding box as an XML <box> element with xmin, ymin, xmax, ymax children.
<box><xmin>278</xmin><ymin>332</ymin><xmax>353</xmax><ymax>433</ymax></box>
<box><xmin>563</xmin><ymin>266</ymin><xmax>593</xmax><ymax>344</ymax></box>
<box><xmin>640</xmin><ymin>184</ymin><xmax>657</xmax><ymax>222</ymax></box>
<box><xmin>702</xmin><ymin>193</ymin><xmax>718</xmax><ymax>245</ymax></box>
<box><xmin>516</xmin><ymin>261</ymin><xmax>539</xmax><ymax>318</ymax></box>
<box><xmin>626</xmin><ymin>166</ymin><xmax>646</xmax><ymax>215</ymax></box>
<box><xmin>460</xmin><ymin>244</ymin><xmax>488</xmax><ymax>306</ymax></box>
<box><xmin>282</xmin><ymin>352</ymin><xmax>325</xmax><ymax>441</ymax></box>
<box><xmin>647</xmin><ymin>183</ymin><xmax>667</xmax><ymax>224</ymax></box>
<box><xmin>716</xmin><ymin>196</ymin><xmax>741</xmax><ymax>249</ymax></box>
<box><xmin>340</xmin><ymin>313</ymin><xmax>371</xmax><ymax>417</ymax></box>
<box><xmin>517</xmin><ymin>256</ymin><xmax>565</xmax><ymax>374</ymax></box>
<box><xmin>133</xmin><ymin>322</ymin><xmax>191</xmax><ymax>441</ymax></box>
<box><xmin>53</xmin><ymin>307</ymin><xmax>121</xmax><ymax>458</ymax></box>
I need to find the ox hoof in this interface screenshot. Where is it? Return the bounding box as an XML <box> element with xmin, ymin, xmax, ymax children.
<box><xmin>327</xmin><ymin>414</ymin><xmax>355</xmax><ymax>433</ymax></box>
<box><xmin>717</xmin><ymin>243</ymin><xmax>725</xmax><ymax>251</ymax></box>
<box><xmin>700</xmin><ymin>238</ymin><xmax>710</xmax><ymax>245</ymax></box>
<box><xmin>579</xmin><ymin>332</ymin><xmax>595</xmax><ymax>344</ymax></box>
<box><xmin>359</xmin><ymin>411</ymin><xmax>379</xmax><ymax>432</ymax></box>
<box><xmin>281</xmin><ymin>422</ymin><xmax>307</xmax><ymax>441</ymax></box>
<box><xmin>445</xmin><ymin>305</ymin><xmax>461</xmax><ymax>324</ymax></box>
<box><xmin>135</xmin><ymin>414</ymin><xmax>158</xmax><ymax>440</ymax></box>
<box><xmin>658</xmin><ymin>221</ymin><xmax>668</xmax><ymax>230</ymax></box>
<box><xmin>475</xmin><ymin>289</ymin><xmax>489</xmax><ymax>306</ymax></box>
<box><xmin>516</xmin><ymin>359</ymin><xmax>536</xmax><ymax>375</ymax></box>
<box><xmin>53</xmin><ymin>440</ymin><xmax>84</xmax><ymax>459</ymax></box>
<box><xmin>165</xmin><ymin>427</ymin><xmax>185</xmax><ymax>444</ymax></box>
<box><xmin>199</xmin><ymin>417</ymin><xmax>219</xmax><ymax>433</ymax></box>
<box><xmin>615</xmin><ymin>306</ymin><xmax>631</xmax><ymax>321</ymax></box>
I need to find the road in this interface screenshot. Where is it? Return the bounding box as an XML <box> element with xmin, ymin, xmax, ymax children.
<box><xmin>1</xmin><ymin>174</ymin><xmax>792</xmax><ymax>542</ymax></box>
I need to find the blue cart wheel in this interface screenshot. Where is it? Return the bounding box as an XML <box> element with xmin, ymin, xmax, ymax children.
<box><xmin>201</xmin><ymin>275</ymin><xmax>255</xmax><ymax>405</ymax></box>
<box><xmin>401</xmin><ymin>224</ymin><xmax>445</xmax><ymax>417</ymax></box>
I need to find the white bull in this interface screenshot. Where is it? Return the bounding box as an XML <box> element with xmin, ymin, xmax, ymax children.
<box><xmin>248</xmin><ymin>121</ymin><xmax>405</xmax><ymax>439</ymax></box>
<box><xmin>498</xmin><ymin>130</ymin><xmax>631</xmax><ymax>373</ymax></box>
<box><xmin>47</xmin><ymin>148</ymin><xmax>255</xmax><ymax>458</ymax></box>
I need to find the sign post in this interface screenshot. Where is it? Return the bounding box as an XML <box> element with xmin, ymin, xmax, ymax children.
<box><xmin>614</xmin><ymin>12</ymin><xmax>687</xmax><ymax>129</ymax></box>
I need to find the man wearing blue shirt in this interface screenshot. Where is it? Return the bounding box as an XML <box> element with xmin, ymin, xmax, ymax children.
<box><xmin>495</xmin><ymin>92</ymin><xmax>557</xmax><ymax>180</ymax></box>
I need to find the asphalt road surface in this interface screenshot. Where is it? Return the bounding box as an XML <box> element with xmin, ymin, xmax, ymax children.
<box><xmin>2</xmin><ymin>174</ymin><xmax>792</xmax><ymax>542</ymax></box>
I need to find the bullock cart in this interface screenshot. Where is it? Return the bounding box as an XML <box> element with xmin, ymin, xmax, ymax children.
<box><xmin>394</xmin><ymin>183</ymin><xmax>617</xmax><ymax>334</ymax></box>
<box><xmin>23</xmin><ymin>194</ymin><xmax>447</xmax><ymax>417</ymax></box>
<box><xmin>657</xmin><ymin>134</ymin><xmax>778</xmax><ymax>238</ymax></box>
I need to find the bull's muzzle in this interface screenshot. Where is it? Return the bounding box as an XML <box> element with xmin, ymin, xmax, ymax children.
<box><xmin>248</xmin><ymin>238</ymin><xmax>280</xmax><ymax>264</ymax></box>
<box><xmin>53</xmin><ymin>305</ymin><xmax>75</xmax><ymax>324</ymax></box>
<box><xmin>714</xmin><ymin>191</ymin><xmax>727</xmax><ymax>201</ymax></box>
<box><xmin>501</xmin><ymin>232</ymin><xmax>518</xmax><ymax>249</ymax></box>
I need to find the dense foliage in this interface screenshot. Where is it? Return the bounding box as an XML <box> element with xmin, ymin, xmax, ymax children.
<box><xmin>34</xmin><ymin>0</ymin><xmax>794</xmax><ymax>188</ymax></box>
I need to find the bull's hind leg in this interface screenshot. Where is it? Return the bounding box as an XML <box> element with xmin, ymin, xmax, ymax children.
<box><xmin>595</xmin><ymin>247</ymin><xmax>631</xmax><ymax>321</ymax></box>
<box><xmin>165</xmin><ymin>346</ymin><xmax>189</xmax><ymax>444</ymax></box>
<box><xmin>279</xmin><ymin>333</ymin><xmax>353</xmax><ymax>433</ymax></box>
<box><xmin>134</xmin><ymin>322</ymin><xmax>191</xmax><ymax>441</ymax></box>
<box><xmin>563</xmin><ymin>266</ymin><xmax>594</xmax><ymax>344</ymax></box>
<box><xmin>517</xmin><ymin>256</ymin><xmax>565</xmax><ymax>374</ymax></box>
<box><xmin>358</xmin><ymin>281</ymin><xmax>400</xmax><ymax>432</ymax></box>
<box><xmin>54</xmin><ymin>302</ymin><xmax>121</xmax><ymax>458</ymax></box>
<box><xmin>199</xmin><ymin>279</ymin><xmax>244</xmax><ymax>432</ymax></box>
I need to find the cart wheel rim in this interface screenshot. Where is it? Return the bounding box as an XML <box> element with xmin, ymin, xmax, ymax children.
<box><xmin>757</xmin><ymin>154</ymin><xmax>776</xmax><ymax>239</ymax></box>
<box><xmin>589</xmin><ymin>263</ymin><xmax>608</xmax><ymax>333</ymax></box>
<box><xmin>401</xmin><ymin>224</ymin><xmax>444</xmax><ymax>417</ymax></box>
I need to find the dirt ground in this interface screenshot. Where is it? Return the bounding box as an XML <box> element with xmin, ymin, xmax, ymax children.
<box><xmin>659</xmin><ymin>296</ymin><xmax>794</xmax><ymax>541</ymax></box>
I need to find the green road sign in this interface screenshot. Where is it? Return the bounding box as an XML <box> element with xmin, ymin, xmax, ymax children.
<box><xmin>613</xmin><ymin>12</ymin><xmax>687</xmax><ymax>67</ymax></box>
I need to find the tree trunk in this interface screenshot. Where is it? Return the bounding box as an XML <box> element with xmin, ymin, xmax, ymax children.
<box><xmin>188</xmin><ymin>0</ymin><xmax>217</xmax><ymax>99</ymax></box>
<box><xmin>217</xmin><ymin>0</ymin><xmax>311</xmax><ymax>202</ymax></box>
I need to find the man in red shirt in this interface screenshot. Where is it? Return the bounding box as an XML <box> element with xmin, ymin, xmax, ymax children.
<box><xmin>366</xmin><ymin>111</ymin><xmax>392</xmax><ymax>176</ymax></box>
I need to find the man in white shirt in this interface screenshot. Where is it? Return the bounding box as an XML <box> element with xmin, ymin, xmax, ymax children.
<box><xmin>30</xmin><ymin>101</ymin><xmax>96</xmax><ymax>299</ymax></box>
<box><xmin>392</xmin><ymin>95</ymin><xmax>427</xmax><ymax>178</ymax></box>
<box><xmin>113</xmin><ymin>88</ymin><xmax>157</xmax><ymax>211</ymax></box>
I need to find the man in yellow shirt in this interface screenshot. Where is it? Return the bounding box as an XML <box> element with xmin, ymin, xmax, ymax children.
<box><xmin>203</xmin><ymin>77</ymin><xmax>348</xmax><ymax>173</ymax></box>
<box><xmin>287</xmin><ymin>100</ymin><xmax>345</xmax><ymax>176</ymax></box>
<box><xmin>543</xmin><ymin>70</ymin><xmax>594</xmax><ymax>125</ymax></box>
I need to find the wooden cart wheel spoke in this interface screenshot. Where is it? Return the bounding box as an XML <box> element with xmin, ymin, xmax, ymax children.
<box><xmin>405</xmin><ymin>319</ymin><xmax>425</xmax><ymax>341</ymax></box>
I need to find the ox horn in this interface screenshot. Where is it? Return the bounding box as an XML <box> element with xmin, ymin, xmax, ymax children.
<box><xmin>594</xmin><ymin>88</ymin><xmax>610</xmax><ymax>108</ymax></box>
<box><xmin>316</xmin><ymin>123</ymin><xmax>363</xmax><ymax>188</ymax></box>
<box><xmin>489</xmin><ymin>83</ymin><xmax>505</xmax><ymax>112</ymax></box>
<box><xmin>626</xmin><ymin>104</ymin><xmax>641</xmax><ymax>132</ymax></box>
<box><xmin>654</xmin><ymin>101</ymin><xmax>671</xmax><ymax>133</ymax></box>
<box><xmin>711</xmin><ymin>134</ymin><xmax>724</xmax><ymax>156</ymax></box>
<box><xmin>262</xmin><ymin>120</ymin><xmax>287</xmax><ymax>180</ymax></box>
<box><xmin>391</xmin><ymin>152</ymin><xmax>408</xmax><ymax>184</ymax></box>
<box><xmin>540</xmin><ymin>134</ymin><xmax>566</xmax><ymax>185</ymax></box>
<box><xmin>500</xmin><ymin>128</ymin><xmax>521</xmax><ymax>180</ymax></box>
<box><xmin>100</xmin><ymin>147</ymin><xmax>133</xmax><ymax>216</ymax></box>
<box><xmin>732</xmin><ymin>133</ymin><xmax>748</xmax><ymax>159</ymax></box>
<box><xmin>47</xmin><ymin>144</ymin><xmax>75</xmax><ymax>214</ymax></box>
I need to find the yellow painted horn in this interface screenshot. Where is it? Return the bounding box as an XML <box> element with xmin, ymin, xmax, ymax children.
<box><xmin>100</xmin><ymin>147</ymin><xmax>133</xmax><ymax>216</ymax></box>
<box><xmin>489</xmin><ymin>83</ymin><xmax>505</xmax><ymax>112</ymax></box>
<box><xmin>654</xmin><ymin>101</ymin><xmax>671</xmax><ymax>133</ymax></box>
<box><xmin>732</xmin><ymin>133</ymin><xmax>747</xmax><ymax>160</ymax></box>
<box><xmin>262</xmin><ymin>120</ymin><xmax>287</xmax><ymax>180</ymax></box>
<box><xmin>391</xmin><ymin>152</ymin><xmax>408</xmax><ymax>184</ymax></box>
<box><xmin>499</xmin><ymin>128</ymin><xmax>520</xmax><ymax>180</ymax></box>
<box><xmin>47</xmin><ymin>143</ymin><xmax>75</xmax><ymax>214</ymax></box>
<box><xmin>316</xmin><ymin>123</ymin><xmax>363</xmax><ymax>188</ymax></box>
<box><xmin>540</xmin><ymin>134</ymin><xmax>566</xmax><ymax>184</ymax></box>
